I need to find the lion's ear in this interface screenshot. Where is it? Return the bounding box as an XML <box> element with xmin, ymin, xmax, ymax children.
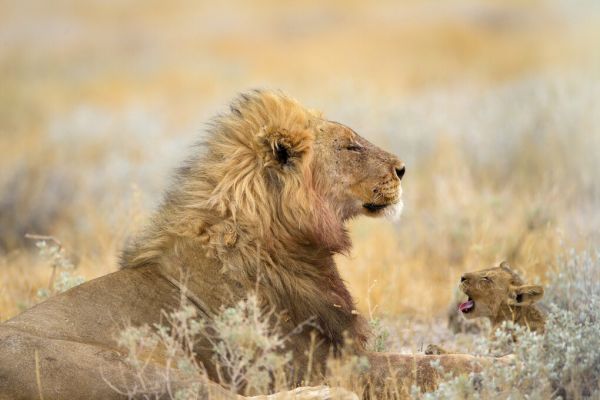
<box><xmin>261</xmin><ymin>129</ymin><xmax>313</xmax><ymax>168</ymax></box>
<box><xmin>507</xmin><ymin>285</ymin><xmax>544</xmax><ymax>306</ymax></box>
<box><xmin>274</xmin><ymin>141</ymin><xmax>291</xmax><ymax>165</ymax></box>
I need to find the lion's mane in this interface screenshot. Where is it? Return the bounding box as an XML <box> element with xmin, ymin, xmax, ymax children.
<box><xmin>121</xmin><ymin>90</ymin><xmax>368</xmax><ymax>348</ymax></box>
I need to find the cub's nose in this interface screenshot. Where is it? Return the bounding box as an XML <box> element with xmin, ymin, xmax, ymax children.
<box><xmin>460</xmin><ymin>275</ymin><xmax>467</xmax><ymax>282</ymax></box>
<box><xmin>395</xmin><ymin>166</ymin><xmax>405</xmax><ymax>180</ymax></box>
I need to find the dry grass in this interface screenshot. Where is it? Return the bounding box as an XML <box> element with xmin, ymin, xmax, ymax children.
<box><xmin>1</xmin><ymin>0</ymin><xmax>599</xmax><ymax>357</ymax></box>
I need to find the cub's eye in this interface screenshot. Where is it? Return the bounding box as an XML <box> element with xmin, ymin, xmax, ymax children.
<box><xmin>346</xmin><ymin>144</ymin><xmax>363</xmax><ymax>152</ymax></box>
<box><xmin>482</xmin><ymin>277</ymin><xmax>492</xmax><ymax>283</ymax></box>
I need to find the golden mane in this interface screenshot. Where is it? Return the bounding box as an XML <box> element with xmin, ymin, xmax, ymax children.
<box><xmin>121</xmin><ymin>90</ymin><xmax>364</xmax><ymax>348</ymax></box>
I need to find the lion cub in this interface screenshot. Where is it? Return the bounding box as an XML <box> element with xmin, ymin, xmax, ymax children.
<box><xmin>426</xmin><ymin>261</ymin><xmax>545</xmax><ymax>355</ymax></box>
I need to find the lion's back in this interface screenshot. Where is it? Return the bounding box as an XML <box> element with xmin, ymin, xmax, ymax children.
<box><xmin>2</xmin><ymin>266</ymin><xmax>178</xmax><ymax>346</ymax></box>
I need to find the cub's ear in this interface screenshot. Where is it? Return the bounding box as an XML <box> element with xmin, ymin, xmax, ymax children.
<box><xmin>507</xmin><ymin>285</ymin><xmax>544</xmax><ymax>306</ymax></box>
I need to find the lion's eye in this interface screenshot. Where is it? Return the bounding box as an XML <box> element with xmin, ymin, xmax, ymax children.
<box><xmin>482</xmin><ymin>277</ymin><xmax>492</xmax><ymax>283</ymax></box>
<box><xmin>346</xmin><ymin>144</ymin><xmax>363</xmax><ymax>152</ymax></box>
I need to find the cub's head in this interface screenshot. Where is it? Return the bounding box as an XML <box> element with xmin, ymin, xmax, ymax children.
<box><xmin>458</xmin><ymin>262</ymin><xmax>544</xmax><ymax>320</ymax></box>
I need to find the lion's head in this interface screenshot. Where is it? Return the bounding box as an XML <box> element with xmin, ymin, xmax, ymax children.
<box><xmin>230</xmin><ymin>90</ymin><xmax>405</xmax><ymax>229</ymax></box>
<box><xmin>458</xmin><ymin>262</ymin><xmax>544</xmax><ymax>321</ymax></box>
<box><xmin>156</xmin><ymin>90</ymin><xmax>405</xmax><ymax>256</ymax></box>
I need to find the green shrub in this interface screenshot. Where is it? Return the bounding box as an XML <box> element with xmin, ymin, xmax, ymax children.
<box><xmin>113</xmin><ymin>293</ymin><xmax>297</xmax><ymax>398</ymax></box>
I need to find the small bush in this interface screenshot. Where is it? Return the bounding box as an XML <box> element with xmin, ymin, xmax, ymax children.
<box><xmin>27</xmin><ymin>235</ymin><xmax>85</xmax><ymax>300</ymax></box>
<box><xmin>112</xmin><ymin>293</ymin><xmax>304</xmax><ymax>399</ymax></box>
<box><xmin>112</xmin><ymin>302</ymin><xmax>207</xmax><ymax>399</ymax></box>
<box><xmin>367</xmin><ymin>318</ymin><xmax>390</xmax><ymax>353</ymax></box>
<box><xmin>206</xmin><ymin>294</ymin><xmax>294</xmax><ymax>394</ymax></box>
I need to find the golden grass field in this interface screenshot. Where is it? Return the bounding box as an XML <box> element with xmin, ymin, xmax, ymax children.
<box><xmin>1</xmin><ymin>0</ymin><xmax>599</xmax><ymax>354</ymax></box>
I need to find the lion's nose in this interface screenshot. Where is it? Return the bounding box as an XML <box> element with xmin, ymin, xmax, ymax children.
<box><xmin>395</xmin><ymin>166</ymin><xmax>405</xmax><ymax>180</ymax></box>
<box><xmin>461</xmin><ymin>275</ymin><xmax>467</xmax><ymax>282</ymax></box>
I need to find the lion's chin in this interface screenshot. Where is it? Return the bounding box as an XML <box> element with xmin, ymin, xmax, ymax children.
<box><xmin>361</xmin><ymin>199</ymin><xmax>403</xmax><ymax>221</ymax></box>
<box><xmin>384</xmin><ymin>200</ymin><xmax>403</xmax><ymax>222</ymax></box>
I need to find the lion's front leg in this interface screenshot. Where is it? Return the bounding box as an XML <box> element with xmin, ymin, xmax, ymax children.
<box><xmin>361</xmin><ymin>352</ymin><xmax>494</xmax><ymax>398</ymax></box>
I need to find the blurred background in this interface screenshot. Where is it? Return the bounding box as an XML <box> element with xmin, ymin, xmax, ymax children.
<box><xmin>1</xmin><ymin>0</ymin><xmax>599</xmax><ymax>349</ymax></box>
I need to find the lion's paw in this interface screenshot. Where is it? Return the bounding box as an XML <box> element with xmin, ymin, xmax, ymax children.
<box><xmin>425</xmin><ymin>344</ymin><xmax>448</xmax><ymax>355</ymax></box>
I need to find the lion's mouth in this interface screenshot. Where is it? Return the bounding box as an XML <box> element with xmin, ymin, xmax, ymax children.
<box><xmin>458</xmin><ymin>297</ymin><xmax>475</xmax><ymax>314</ymax></box>
<box><xmin>363</xmin><ymin>203</ymin><xmax>389</xmax><ymax>213</ymax></box>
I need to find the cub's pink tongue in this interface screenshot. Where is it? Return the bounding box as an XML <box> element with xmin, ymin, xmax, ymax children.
<box><xmin>458</xmin><ymin>300</ymin><xmax>474</xmax><ymax>312</ymax></box>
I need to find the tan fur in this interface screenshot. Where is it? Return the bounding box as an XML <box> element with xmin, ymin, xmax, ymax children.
<box><xmin>0</xmin><ymin>90</ymin><xmax>505</xmax><ymax>399</ymax></box>
<box><xmin>426</xmin><ymin>262</ymin><xmax>545</xmax><ymax>355</ymax></box>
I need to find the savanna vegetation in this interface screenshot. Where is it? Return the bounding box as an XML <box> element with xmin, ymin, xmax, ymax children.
<box><xmin>1</xmin><ymin>0</ymin><xmax>599</xmax><ymax>398</ymax></box>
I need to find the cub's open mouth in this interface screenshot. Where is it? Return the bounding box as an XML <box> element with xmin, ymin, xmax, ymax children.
<box><xmin>363</xmin><ymin>203</ymin><xmax>389</xmax><ymax>212</ymax></box>
<box><xmin>458</xmin><ymin>297</ymin><xmax>475</xmax><ymax>313</ymax></box>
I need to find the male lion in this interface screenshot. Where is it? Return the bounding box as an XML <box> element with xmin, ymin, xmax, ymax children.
<box><xmin>426</xmin><ymin>261</ymin><xmax>545</xmax><ymax>355</ymax></box>
<box><xmin>0</xmin><ymin>91</ymin><xmax>496</xmax><ymax>399</ymax></box>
